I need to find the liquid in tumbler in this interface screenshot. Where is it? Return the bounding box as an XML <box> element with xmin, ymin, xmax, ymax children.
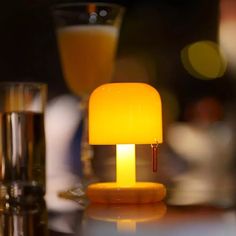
<box><xmin>57</xmin><ymin>25</ymin><xmax>118</xmax><ymax>96</ymax></box>
<box><xmin>0</xmin><ymin>111</ymin><xmax>45</xmax><ymax>197</ymax></box>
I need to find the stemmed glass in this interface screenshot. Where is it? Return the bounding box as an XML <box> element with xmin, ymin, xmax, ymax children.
<box><xmin>52</xmin><ymin>2</ymin><xmax>124</xmax><ymax>199</ymax></box>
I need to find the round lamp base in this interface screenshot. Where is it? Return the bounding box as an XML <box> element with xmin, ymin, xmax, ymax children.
<box><xmin>87</xmin><ymin>182</ymin><xmax>166</xmax><ymax>204</ymax></box>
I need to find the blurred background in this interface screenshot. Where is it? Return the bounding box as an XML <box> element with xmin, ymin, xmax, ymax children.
<box><xmin>1</xmin><ymin>0</ymin><xmax>236</xmax><ymax>207</ymax></box>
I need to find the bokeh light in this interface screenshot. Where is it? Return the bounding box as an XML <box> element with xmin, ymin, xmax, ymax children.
<box><xmin>113</xmin><ymin>55</ymin><xmax>156</xmax><ymax>83</ymax></box>
<box><xmin>220</xmin><ymin>0</ymin><xmax>236</xmax><ymax>75</ymax></box>
<box><xmin>181</xmin><ymin>40</ymin><xmax>227</xmax><ymax>80</ymax></box>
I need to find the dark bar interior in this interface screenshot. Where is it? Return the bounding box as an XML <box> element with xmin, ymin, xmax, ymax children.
<box><xmin>0</xmin><ymin>0</ymin><xmax>236</xmax><ymax>235</ymax></box>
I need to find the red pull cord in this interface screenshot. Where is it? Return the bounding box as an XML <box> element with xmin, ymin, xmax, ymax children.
<box><xmin>151</xmin><ymin>143</ymin><xmax>158</xmax><ymax>172</ymax></box>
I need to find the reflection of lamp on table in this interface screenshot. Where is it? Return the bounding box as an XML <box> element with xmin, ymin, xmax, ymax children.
<box><xmin>85</xmin><ymin>203</ymin><xmax>166</xmax><ymax>233</ymax></box>
<box><xmin>87</xmin><ymin>83</ymin><xmax>166</xmax><ymax>204</ymax></box>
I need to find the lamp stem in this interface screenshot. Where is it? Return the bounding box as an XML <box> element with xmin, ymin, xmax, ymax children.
<box><xmin>116</xmin><ymin>144</ymin><xmax>136</xmax><ymax>186</ymax></box>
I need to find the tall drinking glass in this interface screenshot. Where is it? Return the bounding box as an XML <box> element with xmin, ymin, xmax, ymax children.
<box><xmin>52</xmin><ymin>3</ymin><xmax>124</xmax><ymax>195</ymax></box>
<box><xmin>0</xmin><ymin>82</ymin><xmax>47</xmax><ymax>202</ymax></box>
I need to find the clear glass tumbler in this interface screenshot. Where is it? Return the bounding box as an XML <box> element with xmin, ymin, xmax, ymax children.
<box><xmin>0</xmin><ymin>82</ymin><xmax>47</xmax><ymax>202</ymax></box>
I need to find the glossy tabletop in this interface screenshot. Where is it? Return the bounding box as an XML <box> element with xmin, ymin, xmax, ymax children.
<box><xmin>47</xmin><ymin>197</ymin><xmax>236</xmax><ymax>236</ymax></box>
<box><xmin>0</xmin><ymin>194</ymin><xmax>235</xmax><ymax>236</ymax></box>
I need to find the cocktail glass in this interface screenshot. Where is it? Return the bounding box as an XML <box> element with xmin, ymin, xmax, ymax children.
<box><xmin>52</xmin><ymin>2</ymin><xmax>124</xmax><ymax>199</ymax></box>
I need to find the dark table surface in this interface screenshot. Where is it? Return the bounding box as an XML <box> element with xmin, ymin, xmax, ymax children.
<box><xmin>47</xmin><ymin>200</ymin><xmax>236</xmax><ymax>236</ymax></box>
<box><xmin>1</xmin><ymin>193</ymin><xmax>235</xmax><ymax>236</ymax></box>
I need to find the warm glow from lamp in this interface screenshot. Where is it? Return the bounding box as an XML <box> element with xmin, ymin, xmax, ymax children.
<box><xmin>87</xmin><ymin>83</ymin><xmax>166</xmax><ymax>204</ymax></box>
<box><xmin>117</xmin><ymin>220</ymin><xmax>136</xmax><ymax>233</ymax></box>
<box><xmin>116</xmin><ymin>144</ymin><xmax>135</xmax><ymax>186</ymax></box>
<box><xmin>89</xmin><ymin>83</ymin><xmax>162</xmax><ymax>144</ymax></box>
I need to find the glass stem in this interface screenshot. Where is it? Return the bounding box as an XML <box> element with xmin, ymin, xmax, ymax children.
<box><xmin>80</xmin><ymin>95</ymin><xmax>95</xmax><ymax>184</ymax></box>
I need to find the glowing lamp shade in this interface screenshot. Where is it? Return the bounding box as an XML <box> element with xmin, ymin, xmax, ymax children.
<box><xmin>87</xmin><ymin>83</ymin><xmax>166</xmax><ymax>204</ymax></box>
<box><xmin>89</xmin><ymin>83</ymin><xmax>163</xmax><ymax>145</ymax></box>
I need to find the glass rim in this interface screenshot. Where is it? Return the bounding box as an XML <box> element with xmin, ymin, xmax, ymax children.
<box><xmin>0</xmin><ymin>82</ymin><xmax>47</xmax><ymax>89</ymax></box>
<box><xmin>52</xmin><ymin>2</ymin><xmax>125</xmax><ymax>13</ymax></box>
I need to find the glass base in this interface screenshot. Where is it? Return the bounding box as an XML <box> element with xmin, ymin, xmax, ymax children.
<box><xmin>57</xmin><ymin>174</ymin><xmax>98</xmax><ymax>205</ymax></box>
<box><xmin>58</xmin><ymin>185</ymin><xmax>86</xmax><ymax>205</ymax></box>
<box><xmin>0</xmin><ymin>182</ymin><xmax>44</xmax><ymax>205</ymax></box>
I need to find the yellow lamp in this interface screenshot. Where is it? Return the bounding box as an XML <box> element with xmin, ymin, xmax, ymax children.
<box><xmin>87</xmin><ymin>83</ymin><xmax>166</xmax><ymax>204</ymax></box>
